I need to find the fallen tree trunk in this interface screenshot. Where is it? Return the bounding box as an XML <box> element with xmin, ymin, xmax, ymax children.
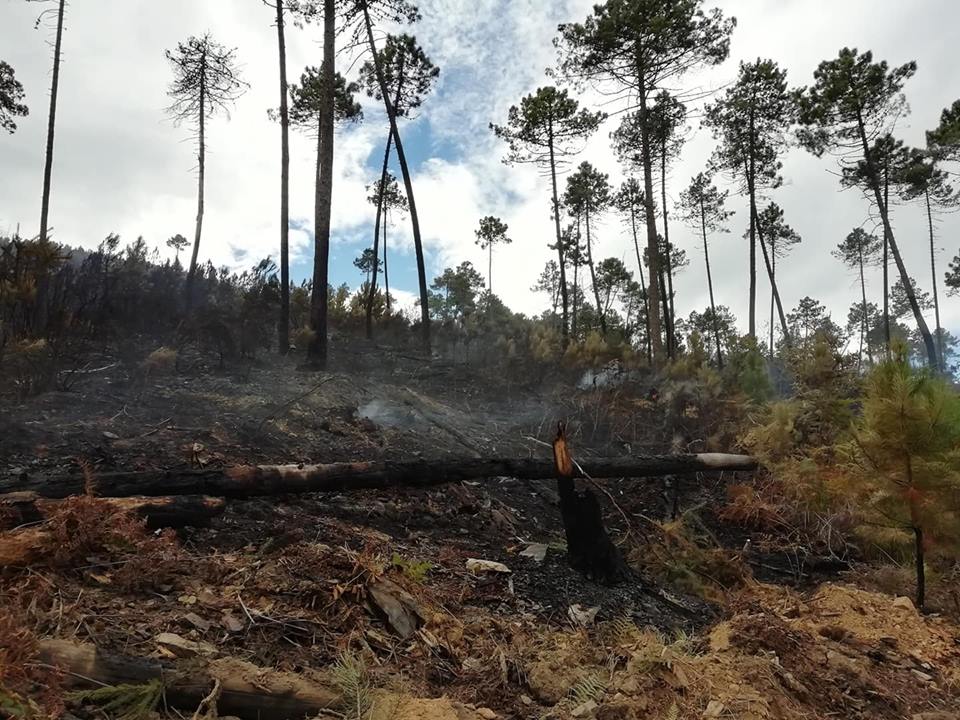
<box><xmin>0</xmin><ymin>493</ymin><xmax>226</xmax><ymax>531</ymax></box>
<box><xmin>37</xmin><ymin>638</ymin><xmax>338</xmax><ymax>720</ymax></box>
<box><xmin>0</xmin><ymin>454</ymin><xmax>757</xmax><ymax>499</ymax></box>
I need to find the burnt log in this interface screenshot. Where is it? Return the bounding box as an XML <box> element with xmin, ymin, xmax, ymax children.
<box><xmin>37</xmin><ymin>639</ymin><xmax>338</xmax><ymax>720</ymax></box>
<box><xmin>0</xmin><ymin>454</ymin><xmax>757</xmax><ymax>499</ymax></box>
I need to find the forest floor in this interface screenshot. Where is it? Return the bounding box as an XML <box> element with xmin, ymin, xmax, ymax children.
<box><xmin>1</xmin><ymin>340</ymin><xmax>959</xmax><ymax>719</ymax></box>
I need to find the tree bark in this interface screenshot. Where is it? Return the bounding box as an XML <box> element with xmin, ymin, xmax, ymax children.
<box><xmin>1</xmin><ymin>454</ymin><xmax>758</xmax><ymax>499</ymax></box>
<box><xmin>769</xmin><ymin>245</ymin><xmax>776</xmax><ymax>356</ymax></box>
<box><xmin>185</xmin><ymin>51</ymin><xmax>207</xmax><ymax>312</ymax></box>
<box><xmin>926</xmin><ymin>189</ymin><xmax>944</xmax><ymax>372</ymax></box>
<box><xmin>548</xmin><ymin>119</ymin><xmax>570</xmax><ymax>345</ymax></box>
<box><xmin>38</xmin><ymin>0</ymin><xmax>65</xmax><ymax>243</ymax></box>
<box><xmin>700</xmin><ymin>198</ymin><xmax>723</xmax><ymax>369</ymax></box>
<box><xmin>856</xmin><ymin>111</ymin><xmax>937</xmax><ymax>368</ymax></box>
<box><xmin>584</xmin><ymin>206</ymin><xmax>607</xmax><ymax>336</ymax></box>
<box><xmin>638</xmin><ymin>77</ymin><xmax>665</xmax><ymax>363</ymax></box>
<box><xmin>306</xmin><ymin>0</ymin><xmax>335</xmax><ymax>368</ymax></box>
<box><xmin>858</xmin><ymin>244</ymin><xmax>871</xmax><ymax>368</ymax></box>
<box><xmin>361</xmin><ymin>2</ymin><xmax>430</xmax><ymax>352</ymax></box>
<box><xmin>628</xmin><ymin>202</ymin><xmax>652</xmax><ymax>363</ymax></box>
<box><xmin>275</xmin><ymin>0</ymin><xmax>291</xmax><ymax>355</ymax></box>
<box><xmin>36</xmin><ymin>639</ymin><xmax>338</xmax><ymax>720</ymax></box>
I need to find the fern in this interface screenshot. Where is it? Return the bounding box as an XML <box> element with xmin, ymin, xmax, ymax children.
<box><xmin>663</xmin><ymin>702</ymin><xmax>679</xmax><ymax>720</ymax></box>
<box><xmin>569</xmin><ymin>672</ymin><xmax>607</xmax><ymax>706</ymax></box>
<box><xmin>331</xmin><ymin>651</ymin><xmax>372</xmax><ymax>720</ymax></box>
<box><xmin>390</xmin><ymin>553</ymin><xmax>433</xmax><ymax>583</ymax></box>
<box><xmin>68</xmin><ymin>679</ymin><xmax>163</xmax><ymax>720</ymax></box>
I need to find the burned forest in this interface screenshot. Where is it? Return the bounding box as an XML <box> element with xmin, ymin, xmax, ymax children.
<box><xmin>2</xmin><ymin>1</ymin><xmax>960</xmax><ymax>719</ymax></box>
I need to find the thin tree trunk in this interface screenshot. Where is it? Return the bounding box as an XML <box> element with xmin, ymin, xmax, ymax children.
<box><xmin>585</xmin><ymin>206</ymin><xmax>606</xmax><ymax>336</ymax></box>
<box><xmin>914</xmin><ymin>524</ymin><xmax>925</xmax><ymax>612</ymax></box>
<box><xmin>856</xmin><ymin>111</ymin><xmax>937</xmax><ymax>368</ymax></box>
<box><xmin>701</xmin><ymin>198</ymin><xmax>723</xmax><ymax>369</ymax></box>
<box><xmin>628</xmin><ymin>202</ymin><xmax>652</xmax><ymax>363</ymax></box>
<box><xmin>366</xmin><ymin>128</ymin><xmax>394</xmax><ymax>338</ymax></box>
<box><xmin>858</xmin><ymin>244</ymin><xmax>870</xmax><ymax>368</ymax></box>
<box><xmin>661</xmin><ymin>152</ymin><xmax>676</xmax><ymax>358</ymax></box>
<box><xmin>307</xmin><ymin>0</ymin><xmax>335</xmax><ymax>368</ymax></box>
<box><xmin>276</xmin><ymin>0</ymin><xmax>291</xmax><ymax>355</ymax></box>
<box><xmin>572</xmin><ymin>243</ymin><xmax>579</xmax><ymax>340</ymax></box>
<box><xmin>747</xmin><ymin>111</ymin><xmax>757</xmax><ymax>339</ymax></box>
<box><xmin>769</xmin><ymin>244</ymin><xmax>776</xmax><ymax>356</ymax></box>
<box><xmin>488</xmin><ymin>243</ymin><xmax>493</xmax><ymax>292</ymax></box>
<box><xmin>548</xmin><ymin>120</ymin><xmax>570</xmax><ymax>344</ymax></box>
<box><xmin>926</xmin><ymin>189</ymin><xmax>944</xmax><ymax>372</ymax></box>
<box><xmin>658</xmin><ymin>263</ymin><xmax>670</xmax><ymax>353</ymax></box>
<box><xmin>38</xmin><ymin>0</ymin><xmax>65</xmax><ymax>243</ymax></box>
<box><xmin>383</xmin><ymin>207</ymin><xmax>390</xmax><ymax>312</ymax></box>
<box><xmin>883</xmin><ymin>230</ymin><xmax>891</xmax><ymax>356</ymax></box>
<box><xmin>185</xmin><ymin>54</ymin><xmax>206</xmax><ymax>312</ymax></box>
<box><xmin>754</xmin><ymin>207</ymin><xmax>791</xmax><ymax>347</ymax></box>
<box><xmin>637</xmin><ymin>77</ymin><xmax>664</xmax><ymax>363</ymax></box>
<box><xmin>360</xmin><ymin>3</ymin><xmax>430</xmax><ymax>352</ymax></box>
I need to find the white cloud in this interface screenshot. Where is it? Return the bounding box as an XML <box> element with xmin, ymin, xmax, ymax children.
<box><xmin>1</xmin><ymin>0</ymin><xmax>957</xmax><ymax>336</ymax></box>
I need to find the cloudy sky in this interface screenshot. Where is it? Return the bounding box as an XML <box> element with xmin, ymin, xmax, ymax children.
<box><xmin>1</xmin><ymin>0</ymin><xmax>958</xmax><ymax>340</ymax></box>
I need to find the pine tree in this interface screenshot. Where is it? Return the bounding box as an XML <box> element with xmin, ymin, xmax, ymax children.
<box><xmin>703</xmin><ymin>58</ymin><xmax>794</xmax><ymax>341</ymax></box>
<box><xmin>849</xmin><ymin>348</ymin><xmax>960</xmax><ymax>610</ymax></box>
<box><xmin>558</xmin><ymin>0</ymin><xmax>734</xmax><ymax>363</ymax></box>
<box><xmin>796</xmin><ymin>48</ymin><xmax>937</xmax><ymax>368</ymax></box>
<box><xmin>474</xmin><ymin>216</ymin><xmax>512</xmax><ymax>293</ymax></box>
<box><xmin>358</xmin><ymin>32</ymin><xmax>438</xmax><ymax>341</ymax></box>
<box><xmin>0</xmin><ymin>61</ymin><xmax>28</xmax><ymax>133</ymax></box>
<box><xmin>365</xmin><ymin>172</ymin><xmax>407</xmax><ymax>314</ymax></box>
<box><xmin>677</xmin><ymin>172</ymin><xmax>732</xmax><ymax>368</ymax></box>
<box><xmin>927</xmin><ymin>99</ymin><xmax>960</xmax><ymax>164</ymax></box>
<box><xmin>165</xmin><ymin>34</ymin><xmax>248</xmax><ymax>311</ymax></box>
<box><xmin>756</xmin><ymin>202</ymin><xmax>800</xmax><ymax>354</ymax></box>
<box><xmin>564</xmin><ymin>162</ymin><xmax>613</xmax><ymax>336</ymax></box>
<box><xmin>899</xmin><ymin>149</ymin><xmax>958</xmax><ymax>372</ymax></box>
<box><xmin>491</xmin><ymin>87</ymin><xmax>603</xmax><ymax>344</ymax></box>
<box><xmin>613</xmin><ymin>178</ymin><xmax>652</xmax><ymax>362</ymax></box>
<box><xmin>833</xmin><ymin>228</ymin><xmax>882</xmax><ymax>368</ymax></box>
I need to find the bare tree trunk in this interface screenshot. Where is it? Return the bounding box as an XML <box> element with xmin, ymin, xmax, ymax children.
<box><xmin>488</xmin><ymin>242</ymin><xmax>493</xmax><ymax>292</ymax></box>
<box><xmin>883</xmin><ymin>230</ymin><xmax>891</xmax><ymax>356</ymax></box>
<box><xmin>306</xmin><ymin>0</ymin><xmax>335</xmax><ymax>368</ymax></box>
<box><xmin>754</xmin><ymin>207</ymin><xmax>791</xmax><ymax>348</ymax></box>
<box><xmin>628</xmin><ymin>203</ymin><xmax>652</xmax><ymax>363</ymax></box>
<box><xmin>747</xmin><ymin>111</ymin><xmax>757</xmax><ymax>339</ymax></box>
<box><xmin>572</xmin><ymin>242</ymin><xmax>579</xmax><ymax>340</ymax></box>
<box><xmin>383</xmin><ymin>207</ymin><xmax>390</xmax><ymax>312</ymax></box>
<box><xmin>926</xmin><ymin>189</ymin><xmax>944</xmax><ymax>372</ymax></box>
<box><xmin>366</xmin><ymin>130</ymin><xmax>394</xmax><ymax>338</ymax></box>
<box><xmin>638</xmin><ymin>78</ymin><xmax>665</xmax><ymax>363</ymax></box>
<box><xmin>548</xmin><ymin>120</ymin><xmax>570</xmax><ymax>345</ymax></box>
<box><xmin>584</xmin><ymin>206</ymin><xmax>606</xmax><ymax>336</ymax></box>
<box><xmin>38</xmin><ymin>0</ymin><xmax>65</xmax><ymax>243</ymax></box>
<box><xmin>914</xmin><ymin>524</ymin><xmax>925</xmax><ymax>612</ymax></box>
<box><xmin>700</xmin><ymin>198</ymin><xmax>723</xmax><ymax>369</ymax></box>
<box><xmin>661</xmin><ymin>153</ymin><xmax>676</xmax><ymax>358</ymax></box>
<box><xmin>856</xmin><ymin>112</ymin><xmax>937</xmax><ymax>368</ymax></box>
<box><xmin>275</xmin><ymin>0</ymin><xmax>291</xmax><ymax>355</ymax></box>
<box><xmin>185</xmin><ymin>54</ymin><xmax>206</xmax><ymax>312</ymax></box>
<box><xmin>769</xmin><ymin>246</ymin><xmax>776</xmax><ymax>356</ymax></box>
<box><xmin>360</xmin><ymin>2</ymin><xmax>429</xmax><ymax>352</ymax></box>
<box><xmin>858</xmin><ymin>244</ymin><xmax>870</xmax><ymax>368</ymax></box>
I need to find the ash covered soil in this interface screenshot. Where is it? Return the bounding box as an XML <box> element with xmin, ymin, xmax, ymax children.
<box><xmin>2</xmin><ymin>341</ymin><xmax>959</xmax><ymax>719</ymax></box>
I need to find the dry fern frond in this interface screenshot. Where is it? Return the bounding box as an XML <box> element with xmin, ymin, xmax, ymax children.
<box><xmin>68</xmin><ymin>678</ymin><xmax>163</xmax><ymax>720</ymax></box>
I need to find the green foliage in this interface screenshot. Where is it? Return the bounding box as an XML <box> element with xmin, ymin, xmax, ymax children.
<box><xmin>69</xmin><ymin>679</ymin><xmax>163</xmax><ymax>720</ymax></box>
<box><xmin>288</xmin><ymin>67</ymin><xmax>362</xmax><ymax>129</ymax></box>
<box><xmin>330</xmin><ymin>651</ymin><xmax>373</xmax><ymax>720</ymax></box>
<box><xmin>358</xmin><ymin>33</ymin><xmax>439</xmax><ymax>117</ymax></box>
<box><xmin>722</xmin><ymin>335</ymin><xmax>772</xmax><ymax>403</ymax></box>
<box><xmin>847</xmin><ymin>349</ymin><xmax>960</xmax><ymax>542</ymax></box>
<box><xmin>390</xmin><ymin>552</ymin><xmax>432</xmax><ymax>583</ymax></box>
<box><xmin>927</xmin><ymin>98</ymin><xmax>960</xmax><ymax>163</ymax></box>
<box><xmin>0</xmin><ymin>60</ymin><xmax>29</xmax><ymax>134</ymax></box>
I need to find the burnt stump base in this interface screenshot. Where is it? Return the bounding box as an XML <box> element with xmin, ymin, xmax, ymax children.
<box><xmin>557</xmin><ymin>477</ymin><xmax>630</xmax><ymax>586</ymax></box>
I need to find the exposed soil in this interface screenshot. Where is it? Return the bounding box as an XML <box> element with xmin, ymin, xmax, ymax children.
<box><xmin>1</xmin><ymin>342</ymin><xmax>958</xmax><ymax>719</ymax></box>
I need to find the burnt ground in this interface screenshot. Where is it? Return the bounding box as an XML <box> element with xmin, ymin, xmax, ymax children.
<box><xmin>2</xmin><ymin>340</ymin><xmax>959</xmax><ymax>719</ymax></box>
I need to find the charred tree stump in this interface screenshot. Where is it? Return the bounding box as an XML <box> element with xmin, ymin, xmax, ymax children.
<box><xmin>553</xmin><ymin>424</ymin><xmax>629</xmax><ymax>585</ymax></box>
